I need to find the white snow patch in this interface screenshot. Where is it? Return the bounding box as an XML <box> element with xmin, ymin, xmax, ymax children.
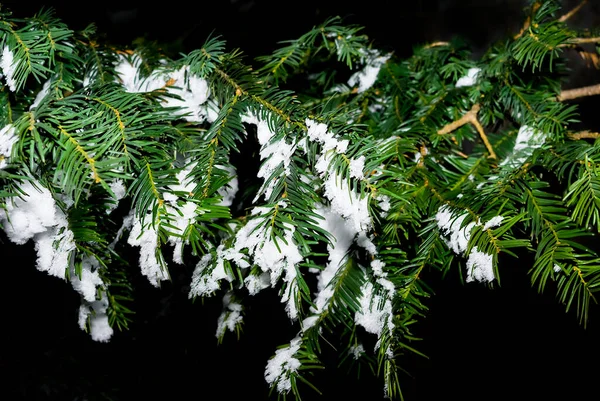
<box><xmin>0</xmin><ymin>45</ymin><xmax>17</xmax><ymax>91</ymax></box>
<box><xmin>78</xmin><ymin>295</ymin><xmax>113</xmax><ymax>342</ymax></box>
<box><xmin>455</xmin><ymin>67</ymin><xmax>481</xmax><ymax>88</ymax></box>
<box><xmin>127</xmin><ymin>216</ymin><xmax>170</xmax><ymax>287</ymax></box>
<box><xmin>465</xmin><ymin>246</ymin><xmax>495</xmax><ymax>283</ymax></box>
<box><xmin>0</xmin><ymin>124</ymin><xmax>18</xmax><ymax>169</ymax></box>
<box><xmin>265</xmin><ymin>336</ymin><xmax>302</xmax><ymax>393</ymax></box>
<box><xmin>215</xmin><ymin>292</ymin><xmax>244</xmax><ymax>339</ymax></box>
<box><xmin>347</xmin><ymin>49</ymin><xmax>391</xmax><ymax>93</ymax></box>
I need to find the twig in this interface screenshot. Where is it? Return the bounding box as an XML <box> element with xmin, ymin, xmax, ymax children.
<box><xmin>557</xmin><ymin>83</ymin><xmax>600</xmax><ymax>101</ymax></box>
<box><xmin>437</xmin><ymin>103</ymin><xmax>479</xmax><ymax>135</ymax></box>
<box><xmin>570</xmin><ymin>37</ymin><xmax>600</xmax><ymax>44</ymax></box>
<box><xmin>575</xmin><ymin>49</ymin><xmax>600</xmax><ymax>69</ymax></box>
<box><xmin>470</xmin><ymin>118</ymin><xmax>496</xmax><ymax>160</ymax></box>
<box><xmin>424</xmin><ymin>41</ymin><xmax>450</xmax><ymax>49</ymax></box>
<box><xmin>438</xmin><ymin>103</ymin><xmax>497</xmax><ymax>159</ymax></box>
<box><xmin>514</xmin><ymin>1</ymin><xmax>541</xmax><ymax>40</ymax></box>
<box><xmin>567</xmin><ymin>130</ymin><xmax>600</xmax><ymax>140</ymax></box>
<box><xmin>416</xmin><ymin>144</ymin><xmax>428</xmax><ymax>168</ymax></box>
<box><xmin>557</xmin><ymin>38</ymin><xmax>600</xmax><ymax>49</ymax></box>
<box><xmin>558</xmin><ymin>0</ymin><xmax>588</xmax><ymax>22</ymax></box>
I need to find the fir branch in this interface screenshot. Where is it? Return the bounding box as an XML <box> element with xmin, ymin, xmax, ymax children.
<box><xmin>4</xmin><ymin>4</ymin><xmax>600</xmax><ymax>400</ymax></box>
<box><xmin>58</xmin><ymin>124</ymin><xmax>102</xmax><ymax>184</ymax></box>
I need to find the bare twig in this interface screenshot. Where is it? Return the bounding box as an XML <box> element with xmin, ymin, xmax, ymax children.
<box><xmin>514</xmin><ymin>1</ymin><xmax>541</xmax><ymax>40</ymax></box>
<box><xmin>416</xmin><ymin>144</ymin><xmax>428</xmax><ymax>168</ymax></box>
<box><xmin>557</xmin><ymin>37</ymin><xmax>600</xmax><ymax>49</ymax></box>
<box><xmin>424</xmin><ymin>41</ymin><xmax>450</xmax><ymax>49</ymax></box>
<box><xmin>570</xmin><ymin>37</ymin><xmax>600</xmax><ymax>44</ymax></box>
<box><xmin>438</xmin><ymin>103</ymin><xmax>497</xmax><ymax>159</ymax></box>
<box><xmin>438</xmin><ymin>103</ymin><xmax>479</xmax><ymax>135</ymax></box>
<box><xmin>558</xmin><ymin>0</ymin><xmax>589</xmax><ymax>22</ymax></box>
<box><xmin>557</xmin><ymin>83</ymin><xmax>600</xmax><ymax>101</ymax></box>
<box><xmin>575</xmin><ymin>49</ymin><xmax>600</xmax><ymax>69</ymax></box>
<box><xmin>567</xmin><ymin>130</ymin><xmax>600</xmax><ymax>140</ymax></box>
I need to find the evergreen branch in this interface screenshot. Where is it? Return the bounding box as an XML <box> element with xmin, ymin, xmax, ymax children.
<box><xmin>563</xmin><ymin>156</ymin><xmax>600</xmax><ymax>231</ymax></box>
<box><xmin>181</xmin><ymin>35</ymin><xmax>225</xmax><ymax>78</ymax></box>
<box><xmin>4</xmin><ymin>5</ymin><xmax>600</xmax><ymax>400</ymax></box>
<box><xmin>188</xmin><ymin>96</ymin><xmax>244</xmax><ymax>202</ymax></box>
<box><xmin>92</xmin><ymin>97</ymin><xmax>129</xmax><ymax>157</ymax></box>
<box><xmin>77</xmin><ymin>29</ymin><xmax>119</xmax><ymax>85</ymax></box>
<box><xmin>302</xmin><ymin>258</ymin><xmax>364</xmax><ymax>335</ymax></box>
<box><xmin>0</xmin><ymin>9</ymin><xmax>71</xmax><ymax>91</ymax></box>
<box><xmin>58</xmin><ymin>125</ymin><xmax>101</xmax><ymax>184</ymax></box>
<box><xmin>256</xmin><ymin>15</ymin><xmax>370</xmax><ymax>83</ymax></box>
<box><xmin>129</xmin><ymin>159</ymin><xmax>178</xmax><ymax>224</ymax></box>
<box><xmin>213</xmin><ymin>66</ymin><xmax>307</xmax><ymax>131</ymax></box>
<box><xmin>145</xmin><ymin>161</ymin><xmax>162</xmax><ymax>206</ymax></box>
<box><xmin>556</xmin><ymin>259</ymin><xmax>600</xmax><ymax>328</ymax></box>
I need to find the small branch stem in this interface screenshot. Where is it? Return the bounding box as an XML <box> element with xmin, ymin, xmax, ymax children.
<box><xmin>557</xmin><ymin>83</ymin><xmax>600</xmax><ymax>101</ymax></box>
<box><xmin>570</xmin><ymin>37</ymin><xmax>600</xmax><ymax>44</ymax></box>
<box><xmin>437</xmin><ymin>104</ymin><xmax>479</xmax><ymax>135</ymax></box>
<box><xmin>558</xmin><ymin>0</ymin><xmax>588</xmax><ymax>22</ymax></box>
<box><xmin>438</xmin><ymin>103</ymin><xmax>497</xmax><ymax>159</ymax></box>
<box><xmin>567</xmin><ymin>131</ymin><xmax>600</xmax><ymax>140</ymax></box>
<box><xmin>424</xmin><ymin>41</ymin><xmax>449</xmax><ymax>49</ymax></box>
<box><xmin>514</xmin><ymin>1</ymin><xmax>541</xmax><ymax>39</ymax></box>
<box><xmin>575</xmin><ymin>49</ymin><xmax>600</xmax><ymax>68</ymax></box>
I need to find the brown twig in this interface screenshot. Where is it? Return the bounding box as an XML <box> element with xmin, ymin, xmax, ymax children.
<box><xmin>437</xmin><ymin>103</ymin><xmax>479</xmax><ymax>135</ymax></box>
<box><xmin>558</xmin><ymin>0</ymin><xmax>589</xmax><ymax>22</ymax></box>
<box><xmin>416</xmin><ymin>144</ymin><xmax>428</xmax><ymax>168</ymax></box>
<box><xmin>575</xmin><ymin>49</ymin><xmax>600</xmax><ymax>69</ymax></box>
<box><xmin>557</xmin><ymin>37</ymin><xmax>600</xmax><ymax>49</ymax></box>
<box><xmin>424</xmin><ymin>41</ymin><xmax>450</xmax><ymax>49</ymax></box>
<box><xmin>570</xmin><ymin>37</ymin><xmax>600</xmax><ymax>44</ymax></box>
<box><xmin>514</xmin><ymin>1</ymin><xmax>541</xmax><ymax>40</ymax></box>
<box><xmin>557</xmin><ymin>83</ymin><xmax>600</xmax><ymax>101</ymax></box>
<box><xmin>438</xmin><ymin>103</ymin><xmax>497</xmax><ymax>159</ymax></box>
<box><xmin>567</xmin><ymin>130</ymin><xmax>600</xmax><ymax>140</ymax></box>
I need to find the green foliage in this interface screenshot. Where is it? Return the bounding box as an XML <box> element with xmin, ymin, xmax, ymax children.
<box><xmin>2</xmin><ymin>1</ymin><xmax>600</xmax><ymax>400</ymax></box>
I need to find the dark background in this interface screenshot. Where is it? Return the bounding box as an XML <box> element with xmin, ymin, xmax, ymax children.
<box><xmin>1</xmin><ymin>1</ymin><xmax>600</xmax><ymax>400</ymax></box>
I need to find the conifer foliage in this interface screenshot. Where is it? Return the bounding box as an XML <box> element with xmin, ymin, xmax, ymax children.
<box><xmin>1</xmin><ymin>1</ymin><xmax>600</xmax><ymax>399</ymax></box>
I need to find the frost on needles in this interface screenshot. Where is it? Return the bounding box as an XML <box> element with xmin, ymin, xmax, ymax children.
<box><xmin>2</xmin><ymin>1</ymin><xmax>600</xmax><ymax>400</ymax></box>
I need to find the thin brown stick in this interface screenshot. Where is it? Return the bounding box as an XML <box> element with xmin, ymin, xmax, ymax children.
<box><xmin>567</xmin><ymin>130</ymin><xmax>600</xmax><ymax>140</ymax></box>
<box><xmin>514</xmin><ymin>1</ymin><xmax>541</xmax><ymax>40</ymax></box>
<box><xmin>437</xmin><ymin>104</ymin><xmax>477</xmax><ymax>135</ymax></box>
<box><xmin>576</xmin><ymin>49</ymin><xmax>600</xmax><ymax>69</ymax></box>
<box><xmin>470</xmin><ymin>118</ymin><xmax>497</xmax><ymax>160</ymax></box>
<box><xmin>558</xmin><ymin>0</ymin><xmax>589</xmax><ymax>22</ymax></box>
<box><xmin>570</xmin><ymin>37</ymin><xmax>600</xmax><ymax>44</ymax></box>
<box><xmin>557</xmin><ymin>38</ymin><xmax>600</xmax><ymax>50</ymax></box>
<box><xmin>424</xmin><ymin>41</ymin><xmax>450</xmax><ymax>49</ymax></box>
<box><xmin>416</xmin><ymin>144</ymin><xmax>428</xmax><ymax>168</ymax></box>
<box><xmin>557</xmin><ymin>83</ymin><xmax>600</xmax><ymax>101</ymax></box>
<box><xmin>438</xmin><ymin>103</ymin><xmax>497</xmax><ymax>159</ymax></box>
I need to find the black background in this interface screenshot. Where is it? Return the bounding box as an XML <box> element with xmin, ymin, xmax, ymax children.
<box><xmin>1</xmin><ymin>1</ymin><xmax>600</xmax><ymax>400</ymax></box>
